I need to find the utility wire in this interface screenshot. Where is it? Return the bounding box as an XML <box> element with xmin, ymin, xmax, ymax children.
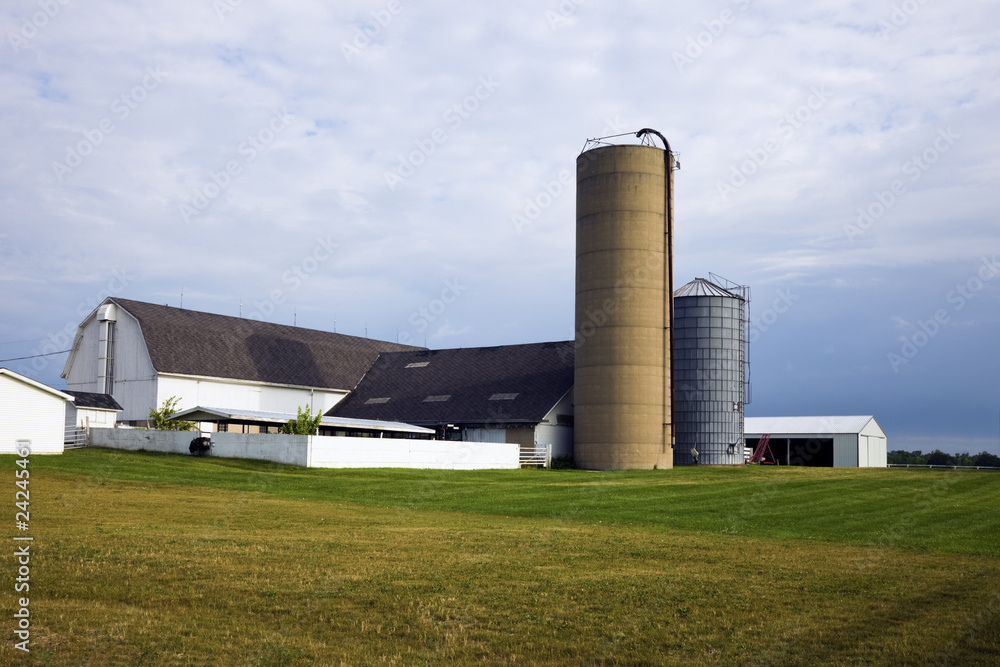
<box><xmin>0</xmin><ymin>350</ymin><xmax>71</xmax><ymax>363</ymax></box>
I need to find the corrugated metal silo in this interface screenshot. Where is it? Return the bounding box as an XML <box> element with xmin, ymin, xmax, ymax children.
<box><xmin>574</xmin><ymin>139</ymin><xmax>675</xmax><ymax>470</ymax></box>
<box><xmin>672</xmin><ymin>277</ymin><xmax>748</xmax><ymax>465</ymax></box>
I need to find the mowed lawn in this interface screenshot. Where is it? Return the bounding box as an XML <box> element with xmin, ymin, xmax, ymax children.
<box><xmin>1</xmin><ymin>449</ymin><xmax>998</xmax><ymax>665</ymax></box>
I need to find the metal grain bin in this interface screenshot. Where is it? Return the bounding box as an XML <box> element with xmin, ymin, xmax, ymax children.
<box><xmin>672</xmin><ymin>277</ymin><xmax>748</xmax><ymax>465</ymax></box>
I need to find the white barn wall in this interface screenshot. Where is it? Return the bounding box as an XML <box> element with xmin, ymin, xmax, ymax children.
<box><xmin>65</xmin><ymin>406</ymin><xmax>118</xmax><ymax>429</ymax></box>
<box><xmin>536</xmin><ymin>390</ymin><xmax>574</xmax><ymax>459</ymax></box>
<box><xmin>833</xmin><ymin>434</ymin><xmax>859</xmax><ymax>468</ymax></box>
<box><xmin>156</xmin><ymin>375</ymin><xmax>346</xmax><ymax>416</ymax></box>
<box><xmin>0</xmin><ymin>374</ymin><xmax>67</xmax><ymax>454</ymax></box>
<box><xmin>64</xmin><ymin>307</ymin><xmax>158</xmax><ymax>422</ymax></box>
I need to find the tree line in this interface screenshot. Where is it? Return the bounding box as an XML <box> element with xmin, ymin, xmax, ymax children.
<box><xmin>888</xmin><ymin>450</ymin><xmax>1000</xmax><ymax>467</ymax></box>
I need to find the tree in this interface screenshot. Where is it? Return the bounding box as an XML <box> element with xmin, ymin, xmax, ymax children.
<box><xmin>973</xmin><ymin>451</ymin><xmax>1000</xmax><ymax>468</ymax></box>
<box><xmin>149</xmin><ymin>396</ymin><xmax>195</xmax><ymax>431</ymax></box>
<box><xmin>925</xmin><ymin>450</ymin><xmax>955</xmax><ymax>466</ymax></box>
<box><xmin>281</xmin><ymin>404</ymin><xmax>323</xmax><ymax>435</ymax></box>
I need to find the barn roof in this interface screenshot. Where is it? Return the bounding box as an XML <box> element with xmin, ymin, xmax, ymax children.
<box><xmin>100</xmin><ymin>298</ymin><xmax>423</xmax><ymax>391</ymax></box>
<box><xmin>63</xmin><ymin>390</ymin><xmax>122</xmax><ymax>411</ymax></box>
<box><xmin>744</xmin><ymin>415</ymin><xmax>878</xmax><ymax>435</ymax></box>
<box><xmin>327</xmin><ymin>341</ymin><xmax>575</xmax><ymax>426</ymax></box>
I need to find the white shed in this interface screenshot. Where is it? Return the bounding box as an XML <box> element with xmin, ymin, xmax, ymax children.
<box><xmin>0</xmin><ymin>368</ymin><xmax>73</xmax><ymax>455</ymax></box>
<box><xmin>64</xmin><ymin>391</ymin><xmax>123</xmax><ymax>429</ymax></box>
<box><xmin>744</xmin><ymin>415</ymin><xmax>887</xmax><ymax>468</ymax></box>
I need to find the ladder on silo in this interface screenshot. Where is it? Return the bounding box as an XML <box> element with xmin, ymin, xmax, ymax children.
<box><xmin>749</xmin><ymin>434</ymin><xmax>776</xmax><ymax>465</ymax></box>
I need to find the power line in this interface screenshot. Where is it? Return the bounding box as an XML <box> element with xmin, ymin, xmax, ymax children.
<box><xmin>0</xmin><ymin>350</ymin><xmax>71</xmax><ymax>363</ymax></box>
<box><xmin>0</xmin><ymin>337</ymin><xmax>53</xmax><ymax>346</ymax></box>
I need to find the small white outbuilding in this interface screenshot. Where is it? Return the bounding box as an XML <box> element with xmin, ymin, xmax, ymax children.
<box><xmin>744</xmin><ymin>415</ymin><xmax>888</xmax><ymax>468</ymax></box>
<box><xmin>0</xmin><ymin>368</ymin><xmax>73</xmax><ymax>455</ymax></box>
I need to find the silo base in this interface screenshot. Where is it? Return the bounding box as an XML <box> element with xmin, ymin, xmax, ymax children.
<box><xmin>574</xmin><ymin>444</ymin><xmax>674</xmax><ymax>471</ymax></box>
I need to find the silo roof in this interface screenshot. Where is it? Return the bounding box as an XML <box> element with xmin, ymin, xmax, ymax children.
<box><xmin>674</xmin><ymin>278</ymin><xmax>740</xmax><ymax>299</ymax></box>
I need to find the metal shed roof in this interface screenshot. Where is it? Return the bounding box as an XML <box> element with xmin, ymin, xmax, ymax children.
<box><xmin>674</xmin><ymin>278</ymin><xmax>741</xmax><ymax>299</ymax></box>
<box><xmin>744</xmin><ymin>415</ymin><xmax>878</xmax><ymax>435</ymax></box>
<box><xmin>172</xmin><ymin>406</ymin><xmax>434</xmax><ymax>434</ymax></box>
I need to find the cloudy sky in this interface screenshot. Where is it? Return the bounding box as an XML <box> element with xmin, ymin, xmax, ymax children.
<box><xmin>2</xmin><ymin>0</ymin><xmax>998</xmax><ymax>454</ymax></box>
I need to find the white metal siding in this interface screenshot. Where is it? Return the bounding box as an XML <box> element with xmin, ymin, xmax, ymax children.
<box><xmin>0</xmin><ymin>375</ymin><xmax>66</xmax><ymax>454</ymax></box>
<box><xmin>833</xmin><ymin>434</ymin><xmax>859</xmax><ymax>467</ymax></box>
<box><xmin>63</xmin><ymin>315</ymin><xmax>103</xmax><ymax>393</ymax></box>
<box><xmin>156</xmin><ymin>375</ymin><xmax>347</xmax><ymax>416</ymax></box>
<box><xmin>65</xmin><ymin>306</ymin><xmax>158</xmax><ymax>421</ymax></box>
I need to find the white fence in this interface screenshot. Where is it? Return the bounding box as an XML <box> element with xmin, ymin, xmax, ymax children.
<box><xmin>64</xmin><ymin>426</ymin><xmax>87</xmax><ymax>449</ymax></box>
<box><xmin>89</xmin><ymin>428</ymin><xmax>519</xmax><ymax>470</ymax></box>
<box><xmin>519</xmin><ymin>444</ymin><xmax>551</xmax><ymax>467</ymax></box>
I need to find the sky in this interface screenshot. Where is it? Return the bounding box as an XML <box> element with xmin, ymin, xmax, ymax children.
<box><xmin>1</xmin><ymin>0</ymin><xmax>998</xmax><ymax>455</ymax></box>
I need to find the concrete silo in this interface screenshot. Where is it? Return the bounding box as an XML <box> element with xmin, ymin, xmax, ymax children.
<box><xmin>672</xmin><ymin>277</ymin><xmax>749</xmax><ymax>465</ymax></box>
<box><xmin>573</xmin><ymin>131</ymin><xmax>676</xmax><ymax>470</ymax></box>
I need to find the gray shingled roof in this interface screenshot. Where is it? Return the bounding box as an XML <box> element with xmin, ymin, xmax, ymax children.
<box><xmin>110</xmin><ymin>298</ymin><xmax>422</xmax><ymax>391</ymax></box>
<box><xmin>63</xmin><ymin>390</ymin><xmax>123</xmax><ymax>411</ymax></box>
<box><xmin>327</xmin><ymin>341</ymin><xmax>575</xmax><ymax>425</ymax></box>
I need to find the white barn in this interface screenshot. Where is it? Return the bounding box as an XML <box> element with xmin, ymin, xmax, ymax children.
<box><xmin>744</xmin><ymin>415</ymin><xmax>888</xmax><ymax>468</ymax></box>
<box><xmin>0</xmin><ymin>368</ymin><xmax>73</xmax><ymax>455</ymax></box>
<box><xmin>61</xmin><ymin>298</ymin><xmax>422</xmax><ymax>426</ymax></box>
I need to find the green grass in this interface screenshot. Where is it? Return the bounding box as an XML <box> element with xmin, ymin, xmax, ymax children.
<box><xmin>2</xmin><ymin>449</ymin><xmax>999</xmax><ymax>665</ymax></box>
<box><xmin>30</xmin><ymin>448</ymin><xmax>1000</xmax><ymax>556</ymax></box>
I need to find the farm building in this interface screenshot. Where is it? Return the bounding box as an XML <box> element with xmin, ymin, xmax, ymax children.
<box><xmin>744</xmin><ymin>415</ymin><xmax>887</xmax><ymax>467</ymax></box>
<box><xmin>0</xmin><ymin>367</ymin><xmax>73</xmax><ymax>454</ymax></box>
<box><xmin>64</xmin><ymin>390</ymin><xmax>122</xmax><ymax>429</ymax></box>
<box><xmin>61</xmin><ymin>298</ymin><xmax>422</xmax><ymax>425</ymax></box>
<box><xmin>328</xmin><ymin>342</ymin><xmax>575</xmax><ymax>460</ymax></box>
<box><xmin>170</xmin><ymin>406</ymin><xmax>434</xmax><ymax>439</ymax></box>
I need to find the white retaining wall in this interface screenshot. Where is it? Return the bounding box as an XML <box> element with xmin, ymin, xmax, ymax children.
<box><xmin>308</xmin><ymin>436</ymin><xmax>519</xmax><ymax>470</ymax></box>
<box><xmin>89</xmin><ymin>428</ymin><xmax>518</xmax><ymax>470</ymax></box>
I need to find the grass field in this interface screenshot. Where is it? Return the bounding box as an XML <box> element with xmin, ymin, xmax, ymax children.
<box><xmin>3</xmin><ymin>448</ymin><xmax>999</xmax><ymax>665</ymax></box>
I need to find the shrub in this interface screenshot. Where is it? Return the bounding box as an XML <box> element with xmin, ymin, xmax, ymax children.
<box><xmin>281</xmin><ymin>405</ymin><xmax>323</xmax><ymax>435</ymax></box>
<box><xmin>149</xmin><ymin>397</ymin><xmax>195</xmax><ymax>431</ymax></box>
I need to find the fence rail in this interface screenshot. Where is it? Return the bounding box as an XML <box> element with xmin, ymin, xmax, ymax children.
<box><xmin>519</xmin><ymin>444</ymin><xmax>551</xmax><ymax>468</ymax></box>
<box><xmin>888</xmin><ymin>463</ymin><xmax>1000</xmax><ymax>471</ymax></box>
<box><xmin>64</xmin><ymin>426</ymin><xmax>88</xmax><ymax>449</ymax></box>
